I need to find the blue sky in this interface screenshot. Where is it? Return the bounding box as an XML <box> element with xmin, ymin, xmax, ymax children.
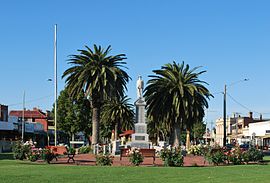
<box><xmin>1</xmin><ymin>1</ymin><xmax>270</xmax><ymax>125</ymax></box>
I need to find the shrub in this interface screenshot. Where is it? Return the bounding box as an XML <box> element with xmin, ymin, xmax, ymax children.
<box><xmin>187</xmin><ymin>144</ymin><xmax>204</xmax><ymax>156</ymax></box>
<box><xmin>95</xmin><ymin>154</ymin><xmax>113</xmax><ymax>166</ymax></box>
<box><xmin>127</xmin><ymin>147</ymin><xmax>144</xmax><ymax>166</ymax></box>
<box><xmin>205</xmin><ymin>147</ymin><xmax>226</xmax><ymax>166</ymax></box>
<box><xmin>41</xmin><ymin>149</ymin><xmax>55</xmax><ymax>163</ymax></box>
<box><xmin>12</xmin><ymin>141</ymin><xmax>32</xmax><ymax>160</ymax></box>
<box><xmin>67</xmin><ymin>147</ymin><xmax>76</xmax><ymax>154</ymax></box>
<box><xmin>78</xmin><ymin>146</ymin><xmax>91</xmax><ymax>154</ymax></box>
<box><xmin>227</xmin><ymin>147</ymin><xmax>243</xmax><ymax>165</ymax></box>
<box><xmin>246</xmin><ymin>147</ymin><xmax>264</xmax><ymax>162</ymax></box>
<box><xmin>160</xmin><ymin>147</ymin><xmax>184</xmax><ymax>167</ymax></box>
<box><xmin>29</xmin><ymin>153</ymin><xmax>40</xmax><ymax>162</ymax></box>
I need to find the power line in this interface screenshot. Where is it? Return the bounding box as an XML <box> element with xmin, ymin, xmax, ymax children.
<box><xmin>226</xmin><ymin>92</ymin><xmax>265</xmax><ymax>115</ymax></box>
<box><xmin>7</xmin><ymin>94</ymin><xmax>53</xmax><ymax>107</ymax></box>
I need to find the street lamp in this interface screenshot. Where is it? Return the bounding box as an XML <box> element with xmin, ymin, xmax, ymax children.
<box><xmin>223</xmin><ymin>79</ymin><xmax>249</xmax><ymax>147</ymax></box>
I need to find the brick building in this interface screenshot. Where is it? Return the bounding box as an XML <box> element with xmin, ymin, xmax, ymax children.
<box><xmin>9</xmin><ymin>107</ymin><xmax>49</xmax><ymax>131</ymax></box>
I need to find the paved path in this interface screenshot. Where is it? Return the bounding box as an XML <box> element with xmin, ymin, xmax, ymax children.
<box><xmin>50</xmin><ymin>154</ymin><xmax>209</xmax><ymax>167</ymax></box>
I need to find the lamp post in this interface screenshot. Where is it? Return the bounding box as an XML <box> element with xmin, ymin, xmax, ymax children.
<box><xmin>223</xmin><ymin>79</ymin><xmax>248</xmax><ymax>147</ymax></box>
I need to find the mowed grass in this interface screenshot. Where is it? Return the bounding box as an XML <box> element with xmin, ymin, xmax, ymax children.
<box><xmin>0</xmin><ymin>160</ymin><xmax>270</xmax><ymax>183</ymax></box>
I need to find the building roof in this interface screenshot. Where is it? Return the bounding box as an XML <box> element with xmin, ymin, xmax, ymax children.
<box><xmin>119</xmin><ymin>130</ymin><xmax>134</xmax><ymax>137</ymax></box>
<box><xmin>9</xmin><ymin>108</ymin><xmax>47</xmax><ymax>119</ymax></box>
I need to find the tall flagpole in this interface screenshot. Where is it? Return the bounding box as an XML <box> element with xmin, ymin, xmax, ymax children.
<box><xmin>22</xmin><ymin>91</ymin><xmax>25</xmax><ymax>142</ymax></box>
<box><xmin>54</xmin><ymin>24</ymin><xmax>58</xmax><ymax>146</ymax></box>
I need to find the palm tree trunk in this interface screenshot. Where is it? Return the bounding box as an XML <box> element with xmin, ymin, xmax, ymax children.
<box><xmin>114</xmin><ymin>123</ymin><xmax>119</xmax><ymax>141</ymax></box>
<box><xmin>186</xmin><ymin>128</ymin><xmax>191</xmax><ymax>150</ymax></box>
<box><xmin>92</xmin><ymin>106</ymin><xmax>100</xmax><ymax>145</ymax></box>
<box><xmin>171</xmin><ymin>123</ymin><xmax>181</xmax><ymax>147</ymax></box>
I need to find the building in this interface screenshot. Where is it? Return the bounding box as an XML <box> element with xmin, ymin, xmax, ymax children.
<box><xmin>249</xmin><ymin>120</ymin><xmax>270</xmax><ymax>148</ymax></box>
<box><xmin>0</xmin><ymin>104</ymin><xmax>8</xmax><ymax>122</ymax></box>
<box><xmin>9</xmin><ymin>107</ymin><xmax>49</xmax><ymax>131</ymax></box>
<box><xmin>215</xmin><ymin>116</ymin><xmax>236</xmax><ymax>146</ymax></box>
<box><xmin>215</xmin><ymin>112</ymin><xmax>269</xmax><ymax>146</ymax></box>
<box><xmin>0</xmin><ymin>105</ymin><xmax>18</xmax><ymax>152</ymax></box>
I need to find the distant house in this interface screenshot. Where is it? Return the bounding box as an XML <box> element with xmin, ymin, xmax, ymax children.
<box><xmin>215</xmin><ymin>112</ymin><xmax>270</xmax><ymax>146</ymax></box>
<box><xmin>9</xmin><ymin>107</ymin><xmax>49</xmax><ymax>132</ymax></box>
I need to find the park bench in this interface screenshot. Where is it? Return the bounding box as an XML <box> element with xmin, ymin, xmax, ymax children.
<box><xmin>120</xmin><ymin>148</ymin><xmax>156</xmax><ymax>164</ymax></box>
<box><xmin>45</xmin><ymin>146</ymin><xmax>75</xmax><ymax>163</ymax></box>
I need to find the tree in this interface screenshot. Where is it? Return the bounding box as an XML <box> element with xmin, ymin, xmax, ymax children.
<box><xmin>62</xmin><ymin>45</ymin><xmax>130</xmax><ymax>145</ymax></box>
<box><xmin>144</xmin><ymin>61</ymin><xmax>211</xmax><ymax>147</ymax></box>
<box><xmin>52</xmin><ymin>89</ymin><xmax>91</xmax><ymax>141</ymax></box>
<box><xmin>101</xmin><ymin>96</ymin><xmax>134</xmax><ymax>140</ymax></box>
<box><xmin>192</xmin><ymin>121</ymin><xmax>206</xmax><ymax>143</ymax></box>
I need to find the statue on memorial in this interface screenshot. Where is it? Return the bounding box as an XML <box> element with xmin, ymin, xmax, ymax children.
<box><xmin>136</xmin><ymin>75</ymin><xmax>144</xmax><ymax>98</ymax></box>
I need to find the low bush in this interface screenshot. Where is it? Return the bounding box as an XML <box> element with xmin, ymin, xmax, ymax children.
<box><xmin>12</xmin><ymin>141</ymin><xmax>32</xmax><ymax>160</ymax></box>
<box><xmin>187</xmin><ymin>144</ymin><xmax>204</xmax><ymax>156</ymax></box>
<box><xmin>67</xmin><ymin>147</ymin><xmax>76</xmax><ymax>154</ymax></box>
<box><xmin>41</xmin><ymin>149</ymin><xmax>55</xmax><ymax>163</ymax></box>
<box><xmin>95</xmin><ymin>154</ymin><xmax>113</xmax><ymax>166</ymax></box>
<box><xmin>127</xmin><ymin>147</ymin><xmax>144</xmax><ymax>166</ymax></box>
<box><xmin>227</xmin><ymin>147</ymin><xmax>243</xmax><ymax>165</ymax></box>
<box><xmin>160</xmin><ymin>147</ymin><xmax>184</xmax><ymax>167</ymax></box>
<box><xmin>78</xmin><ymin>146</ymin><xmax>91</xmax><ymax>154</ymax></box>
<box><xmin>246</xmin><ymin>147</ymin><xmax>264</xmax><ymax>162</ymax></box>
<box><xmin>205</xmin><ymin>146</ymin><xmax>226</xmax><ymax>166</ymax></box>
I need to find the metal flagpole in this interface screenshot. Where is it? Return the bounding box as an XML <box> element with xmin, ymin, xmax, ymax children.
<box><xmin>22</xmin><ymin>91</ymin><xmax>25</xmax><ymax>142</ymax></box>
<box><xmin>54</xmin><ymin>24</ymin><xmax>57</xmax><ymax>146</ymax></box>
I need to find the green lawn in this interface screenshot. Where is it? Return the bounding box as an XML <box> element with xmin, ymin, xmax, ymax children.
<box><xmin>0</xmin><ymin>160</ymin><xmax>270</xmax><ymax>183</ymax></box>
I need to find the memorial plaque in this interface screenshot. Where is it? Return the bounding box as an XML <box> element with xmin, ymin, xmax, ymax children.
<box><xmin>135</xmin><ymin>136</ymin><xmax>145</xmax><ymax>141</ymax></box>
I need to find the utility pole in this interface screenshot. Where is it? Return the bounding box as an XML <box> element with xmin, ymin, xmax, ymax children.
<box><xmin>223</xmin><ymin>84</ymin><xmax>227</xmax><ymax>147</ymax></box>
<box><xmin>54</xmin><ymin>24</ymin><xmax>58</xmax><ymax>146</ymax></box>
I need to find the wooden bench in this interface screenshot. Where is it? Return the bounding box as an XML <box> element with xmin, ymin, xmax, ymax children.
<box><xmin>120</xmin><ymin>148</ymin><xmax>156</xmax><ymax>164</ymax></box>
<box><xmin>45</xmin><ymin>146</ymin><xmax>75</xmax><ymax>163</ymax></box>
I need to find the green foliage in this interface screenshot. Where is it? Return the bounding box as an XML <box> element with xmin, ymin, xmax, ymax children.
<box><xmin>52</xmin><ymin>88</ymin><xmax>92</xmax><ymax>138</ymax></box>
<box><xmin>101</xmin><ymin>96</ymin><xmax>134</xmax><ymax>139</ymax></box>
<box><xmin>192</xmin><ymin>122</ymin><xmax>206</xmax><ymax>140</ymax></box>
<box><xmin>67</xmin><ymin>147</ymin><xmax>76</xmax><ymax>154</ymax></box>
<box><xmin>187</xmin><ymin>144</ymin><xmax>205</xmax><ymax>156</ymax></box>
<box><xmin>205</xmin><ymin>145</ymin><xmax>264</xmax><ymax>166</ymax></box>
<box><xmin>78</xmin><ymin>146</ymin><xmax>91</xmax><ymax>154</ymax></box>
<box><xmin>29</xmin><ymin>154</ymin><xmax>40</xmax><ymax>162</ymax></box>
<box><xmin>227</xmin><ymin>147</ymin><xmax>243</xmax><ymax>165</ymax></box>
<box><xmin>242</xmin><ymin>147</ymin><xmax>264</xmax><ymax>163</ymax></box>
<box><xmin>144</xmin><ymin>62</ymin><xmax>212</xmax><ymax>146</ymax></box>
<box><xmin>95</xmin><ymin>154</ymin><xmax>113</xmax><ymax>166</ymax></box>
<box><xmin>12</xmin><ymin>141</ymin><xmax>32</xmax><ymax>160</ymax></box>
<box><xmin>128</xmin><ymin>148</ymin><xmax>144</xmax><ymax>166</ymax></box>
<box><xmin>41</xmin><ymin>149</ymin><xmax>55</xmax><ymax>163</ymax></box>
<box><xmin>160</xmin><ymin>148</ymin><xmax>184</xmax><ymax>167</ymax></box>
<box><xmin>62</xmin><ymin>44</ymin><xmax>130</xmax><ymax>144</ymax></box>
<box><xmin>205</xmin><ymin>147</ymin><xmax>226</xmax><ymax>166</ymax></box>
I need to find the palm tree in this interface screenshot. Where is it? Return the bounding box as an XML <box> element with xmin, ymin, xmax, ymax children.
<box><xmin>62</xmin><ymin>45</ymin><xmax>130</xmax><ymax>145</ymax></box>
<box><xmin>101</xmin><ymin>96</ymin><xmax>135</xmax><ymax>141</ymax></box>
<box><xmin>144</xmin><ymin>61</ymin><xmax>211</xmax><ymax>147</ymax></box>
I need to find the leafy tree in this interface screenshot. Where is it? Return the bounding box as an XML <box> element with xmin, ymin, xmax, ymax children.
<box><xmin>144</xmin><ymin>62</ymin><xmax>211</xmax><ymax>147</ymax></box>
<box><xmin>101</xmin><ymin>96</ymin><xmax>134</xmax><ymax>140</ymax></box>
<box><xmin>62</xmin><ymin>45</ymin><xmax>130</xmax><ymax>145</ymax></box>
<box><xmin>192</xmin><ymin>121</ymin><xmax>206</xmax><ymax>143</ymax></box>
<box><xmin>52</xmin><ymin>89</ymin><xmax>91</xmax><ymax>140</ymax></box>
